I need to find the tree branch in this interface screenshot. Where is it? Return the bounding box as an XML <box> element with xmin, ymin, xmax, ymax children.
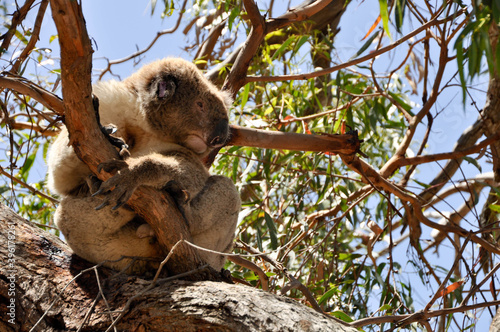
<box><xmin>340</xmin><ymin>153</ymin><xmax>500</xmax><ymax>255</ymax></box>
<box><xmin>222</xmin><ymin>0</ymin><xmax>266</xmax><ymax>96</ymax></box>
<box><xmin>228</xmin><ymin>125</ymin><xmax>360</xmax><ymax>154</ymax></box>
<box><xmin>0</xmin><ymin>0</ymin><xmax>36</xmax><ymax>55</ymax></box>
<box><xmin>0</xmin><ymin>75</ymin><xmax>64</xmax><ymax>115</ymax></box>
<box><xmin>245</xmin><ymin>10</ymin><xmax>466</xmax><ymax>84</ymax></box>
<box><xmin>266</xmin><ymin>0</ymin><xmax>335</xmax><ymax>31</ymax></box>
<box><xmin>9</xmin><ymin>0</ymin><xmax>49</xmax><ymax>74</ymax></box>
<box><xmin>98</xmin><ymin>0</ymin><xmax>189</xmax><ymax>80</ymax></box>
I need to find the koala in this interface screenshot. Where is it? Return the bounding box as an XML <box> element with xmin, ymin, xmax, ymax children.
<box><xmin>47</xmin><ymin>58</ymin><xmax>241</xmax><ymax>275</ymax></box>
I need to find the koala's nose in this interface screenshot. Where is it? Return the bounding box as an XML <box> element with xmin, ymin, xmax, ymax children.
<box><xmin>209</xmin><ymin>119</ymin><xmax>229</xmax><ymax>147</ymax></box>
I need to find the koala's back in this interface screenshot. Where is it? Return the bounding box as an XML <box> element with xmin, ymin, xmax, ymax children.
<box><xmin>48</xmin><ymin>79</ymin><xmax>159</xmax><ymax>196</ymax></box>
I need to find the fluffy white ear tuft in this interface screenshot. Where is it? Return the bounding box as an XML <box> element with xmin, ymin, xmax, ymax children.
<box><xmin>220</xmin><ymin>89</ymin><xmax>234</xmax><ymax>108</ymax></box>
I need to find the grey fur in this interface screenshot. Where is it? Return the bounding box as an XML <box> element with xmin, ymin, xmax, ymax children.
<box><xmin>47</xmin><ymin>58</ymin><xmax>240</xmax><ymax>274</ymax></box>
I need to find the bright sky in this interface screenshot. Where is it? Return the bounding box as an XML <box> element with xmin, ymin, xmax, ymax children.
<box><xmin>19</xmin><ymin>1</ymin><xmax>492</xmax><ymax>330</ymax></box>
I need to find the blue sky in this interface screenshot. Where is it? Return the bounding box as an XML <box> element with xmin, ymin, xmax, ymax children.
<box><xmin>18</xmin><ymin>1</ymin><xmax>493</xmax><ymax>330</ymax></box>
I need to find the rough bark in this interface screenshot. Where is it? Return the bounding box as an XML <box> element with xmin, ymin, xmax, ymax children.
<box><xmin>491</xmin><ymin>310</ymin><xmax>500</xmax><ymax>332</ymax></box>
<box><xmin>0</xmin><ymin>204</ymin><xmax>355</xmax><ymax>332</ymax></box>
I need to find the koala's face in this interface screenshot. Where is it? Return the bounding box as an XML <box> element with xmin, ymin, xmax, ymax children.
<box><xmin>129</xmin><ymin>59</ymin><xmax>231</xmax><ymax>155</ymax></box>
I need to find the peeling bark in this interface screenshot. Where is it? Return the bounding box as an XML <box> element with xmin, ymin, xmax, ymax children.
<box><xmin>0</xmin><ymin>204</ymin><xmax>355</xmax><ymax>332</ymax></box>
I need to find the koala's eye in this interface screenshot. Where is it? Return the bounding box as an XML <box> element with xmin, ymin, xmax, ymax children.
<box><xmin>197</xmin><ymin>101</ymin><xmax>204</xmax><ymax>109</ymax></box>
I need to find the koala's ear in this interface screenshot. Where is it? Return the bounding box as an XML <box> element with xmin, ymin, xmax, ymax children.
<box><xmin>220</xmin><ymin>90</ymin><xmax>234</xmax><ymax>108</ymax></box>
<box><xmin>156</xmin><ymin>76</ymin><xmax>177</xmax><ymax>101</ymax></box>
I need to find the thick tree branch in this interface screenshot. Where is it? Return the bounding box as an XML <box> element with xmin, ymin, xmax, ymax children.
<box><xmin>222</xmin><ymin>0</ymin><xmax>266</xmax><ymax>96</ymax></box>
<box><xmin>228</xmin><ymin>125</ymin><xmax>360</xmax><ymax>154</ymax></box>
<box><xmin>267</xmin><ymin>0</ymin><xmax>335</xmax><ymax>31</ymax></box>
<box><xmin>0</xmin><ymin>204</ymin><xmax>358</xmax><ymax>331</ymax></box>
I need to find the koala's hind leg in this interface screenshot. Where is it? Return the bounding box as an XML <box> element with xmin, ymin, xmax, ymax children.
<box><xmin>55</xmin><ymin>196</ymin><xmax>162</xmax><ymax>275</ymax></box>
<box><xmin>183</xmin><ymin>175</ymin><xmax>241</xmax><ymax>270</ymax></box>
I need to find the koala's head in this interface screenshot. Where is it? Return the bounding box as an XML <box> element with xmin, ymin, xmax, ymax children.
<box><xmin>125</xmin><ymin>58</ymin><xmax>232</xmax><ymax>155</ymax></box>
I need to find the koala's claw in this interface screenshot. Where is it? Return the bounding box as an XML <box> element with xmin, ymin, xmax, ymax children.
<box><xmin>92</xmin><ymin>169</ymin><xmax>137</xmax><ymax>211</ymax></box>
<box><xmin>95</xmin><ymin>200</ymin><xmax>109</xmax><ymax>211</ymax></box>
<box><xmin>97</xmin><ymin>159</ymin><xmax>128</xmax><ymax>174</ymax></box>
<box><xmin>86</xmin><ymin>175</ymin><xmax>103</xmax><ymax>195</ymax></box>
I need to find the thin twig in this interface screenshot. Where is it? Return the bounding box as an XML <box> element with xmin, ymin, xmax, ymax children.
<box><xmin>246</xmin><ymin>10</ymin><xmax>466</xmax><ymax>84</ymax></box>
<box><xmin>98</xmin><ymin>0</ymin><xmax>188</xmax><ymax>80</ymax></box>
<box><xmin>0</xmin><ymin>165</ymin><xmax>59</xmax><ymax>204</ymax></box>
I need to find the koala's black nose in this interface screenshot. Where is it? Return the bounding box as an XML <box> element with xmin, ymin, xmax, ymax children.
<box><xmin>209</xmin><ymin>119</ymin><xmax>229</xmax><ymax>147</ymax></box>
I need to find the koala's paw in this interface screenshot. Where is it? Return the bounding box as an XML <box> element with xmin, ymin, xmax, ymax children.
<box><xmin>93</xmin><ymin>163</ymin><xmax>138</xmax><ymax>210</ymax></box>
<box><xmin>97</xmin><ymin>159</ymin><xmax>128</xmax><ymax>174</ymax></box>
<box><xmin>136</xmin><ymin>223</ymin><xmax>155</xmax><ymax>239</ymax></box>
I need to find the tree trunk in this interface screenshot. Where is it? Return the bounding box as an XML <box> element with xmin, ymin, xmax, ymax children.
<box><xmin>0</xmin><ymin>204</ymin><xmax>355</xmax><ymax>331</ymax></box>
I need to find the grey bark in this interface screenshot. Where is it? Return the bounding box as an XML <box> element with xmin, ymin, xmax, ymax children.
<box><xmin>0</xmin><ymin>204</ymin><xmax>356</xmax><ymax>331</ymax></box>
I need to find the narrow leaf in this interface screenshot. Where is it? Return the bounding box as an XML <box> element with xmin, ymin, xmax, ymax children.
<box><xmin>271</xmin><ymin>35</ymin><xmax>295</xmax><ymax>61</ymax></box>
<box><xmin>438</xmin><ymin>280</ymin><xmax>464</xmax><ymax>297</ymax></box>
<box><xmin>378</xmin><ymin>0</ymin><xmax>392</xmax><ymax>39</ymax></box>
<box><xmin>318</xmin><ymin>288</ymin><xmax>337</xmax><ymax>305</ymax></box>
<box><xmin>395</xmin><ymin>0</ymin><xmax>407</xmax><ymax>33</ymax></box>
<box><xmin>330</xmin><ymin>311</ymin><xmax>354</xmax><ymax>323</ymax></box>
<box><xmin>264</xmin><ymin>212</ymin><xmax>278</xmax><ymax>250</ymax></box>
<box><xmin>362</xmin><ymin>16</ymin><xmax>381</xmax><ymax>40</ymax></box>
<box><xmin>351</xmin><ymin>30</ymin><xmax>380</xmax><ymax>60</ymax></box>
<box><xmin>463</xmin><ymin>156</ymin><xmax>482</xmax><ymax>172</ymax></box>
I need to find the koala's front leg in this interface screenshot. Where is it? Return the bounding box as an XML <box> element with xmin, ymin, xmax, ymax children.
<box><xmin>93</xmin><ymin>153</ymin><xmax>204</xmax><ymax>210</ymax></box>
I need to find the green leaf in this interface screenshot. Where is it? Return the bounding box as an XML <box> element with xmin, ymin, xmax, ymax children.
<box><xmin>228</xmin><ymin>7</ymin><xmax>240</xmax><ymax>31</ymax></box>
<box><xmin>271</xmin><ymin>35</ymin><xmax>295</xmax><ymax>61</ymax></box>
<box><xmin>462</xmin><ymin>156</ymin><xmax>482</xmax><ymax>172</ymax></box>
<box><xmin>241</xmin><ymin>83</ymin><xmax>251</xmax><ymax>109</ymax></box>
<box><xmin>318</xmin><ymin>287</ymin><xmax>337</xmax><ymax>305</ymax></box>
<box><xmin>264</xmin><ymin>212</ymin><xmax>278</xmax><ymax>250</ymax></box>
<box><xmin>378</xmin><ymin>0</ymin><xmax>392</xmax><ymax>39</ymax></box>
<box><xmin>489</xmin><ymin>204</ymin><xmax>500</xmax><ymax>213</ymax></box>
<box><xmin>292</xmin><ymin>35</ymin><xmax>309</xmax><ymax>58</ymax></box>
<box><xmin>338</xmin><ymin>253</ymin><xmax>362</xmax><ymax>261</ymax></box>
<box><xmin>395</xmin><ymin>0</ymin><xmax>407</xmax><ymax>33</ymax></box>
<box><xmin>150</xmin><ymin>0</ymin><xmax>157</xmax><ymax>15</ymax></box>
<box><xmin>379</xmin><ymin>303</ymin><xmax>392</xmax><ymax>312</ymax></box>
<box><xmin>256</xmin><ymin>227</ymin><xmax>263</xmax><ymax>252</ymax></box>
<box><xmin>330</xmin><ymin>311</ymin><xmax>354</xmax><ymax>323</ymax></box>
<box><xmin>350</xmin><ymin>30</ymin><xmax>380</xmax><ymax>60</ymax></box>
<box><xmin>388</xmin><ymin>92</ymin><xmax>413</xmax><ymax>112</ymax></box>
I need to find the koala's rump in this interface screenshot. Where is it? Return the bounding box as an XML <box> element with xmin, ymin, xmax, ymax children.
<box><xmin>55</xmin><ymin>196</ymin><xmax>162</xmax><ymax>274</ymax></box>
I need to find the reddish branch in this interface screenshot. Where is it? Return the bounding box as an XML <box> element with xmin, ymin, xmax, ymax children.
<box><xmin>228</xmin><ymin>125</ymin><xmax>359</xmax><ymax>154</ymax></box>
<box><xmin>0</xmin><ymin>75</ymin><xmax>64</xmax><ymax>114</ymax></box>
<box><xmin>9</xmin><ymin>0</ymin><xmax>49</xmax><ymax>74</ymax></box>
<box><xmin>222</xmin><ymin>0</ymin><xmax>335</xmax><ymax>95</ymax></box>
<box><xmin>0</xmin><ymin>0</ymin><xmax>36</xmax><ymax>55</ymax></box>
<box><xmin>339</xmin><ymin>153</ymin><xmax>500</xmax><ymax>256</ymax></box>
